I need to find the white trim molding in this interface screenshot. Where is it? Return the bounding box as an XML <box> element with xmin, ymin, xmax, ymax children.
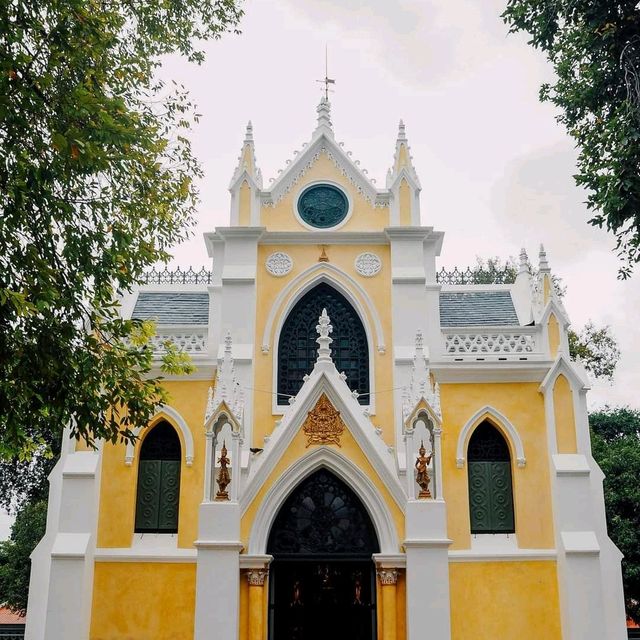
<box><xmin>124</xmin><ymin>404</ymin><xmax>194</xmax><ymax>467</ymax></box>
<box><xmin>246</xmin><ymin>447</ymin><xmax>400</xmax><ymax>555</ymax></box>
<box><xmin>456</xmin><ymin>405</ymin><xmax>526</xmax><ymax>469</ymax></box>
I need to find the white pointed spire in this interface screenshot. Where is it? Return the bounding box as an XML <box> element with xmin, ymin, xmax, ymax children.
<box><xmin>519</xmin><ymin>248</ymin><xmax>530</xmax><ymax>274</ymax></box>
<box><xmin>539</xmin><ymin>244</ymin><xmax>550</xmax><ymax>272</ymax></box>
<box><xmin>205</xmin><ymin>330</ymin><xmax>244</xmax><ymax>425</ymax></box>
<box><xmin>316</xmin><ymin>308</ymin><xmax>333</xmax><ymax>363</ymax></box>
<box><xmin>397</xmin><ymin>119</ymin><xmax>407</xmax><ymax>142</ymax></box>
<box><xmin>387</xmin><ymin>119</ymin><xmax>420</xmax><ymax>189</ymax></box>
<box><xmin>244</xmin><ymin>120</ymin><xmax>254</xmax><ymax>143</ymax></box>
<box><xmin>402</xmin><ymin>329</ymin><xmax>441</xmax><ymax>422</ymax></box>
<box><xmin>315</xmin><ymin>96</ymin><xmax>333</xmax><ymax>136</ymax></box>
<box><xmin>229</xmin><ymin>120</ymin><xmax>262</xmax><ymax>189</ymax></box>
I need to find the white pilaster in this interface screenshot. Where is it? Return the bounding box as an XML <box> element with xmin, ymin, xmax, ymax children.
<box><xmin>25</xmin><ymin>434</ymin><xmax>102</xmax><ymax>640</ymax></box>
<box><xmin>404</xmin><ymin>500</ymin><xmax>451</xmax><ymax>640</ymax></box>
<box><xmin>194</xmin><ymin>501</ymin><xmax>243</xmax><ymax>640</ymax></box>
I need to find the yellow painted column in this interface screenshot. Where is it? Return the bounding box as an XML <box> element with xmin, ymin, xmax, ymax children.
<box><xmin>246</xmin><ymin>569</ymin><xmax>267</xmax><ymax>640</ymax></box>
<box><xmin>377</xmin><ymin>568</ymin><xmax>398</xmax><ymax>640</ymax></box>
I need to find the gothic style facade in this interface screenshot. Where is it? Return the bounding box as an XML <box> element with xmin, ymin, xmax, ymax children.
<box><xmin>26</xmin><ymin>98</ymin><xmax>627</xmax><ymax>640</ymax></box>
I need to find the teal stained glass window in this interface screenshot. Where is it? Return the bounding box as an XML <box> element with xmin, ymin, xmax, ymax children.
<box><xmin>135</xmin><ymin>421</ymin><xmax>181</xmax><ymax>533</ymax></box>
<box><xmin>297</xmin><ymin>184</ymin><xmax>349</xmax><ymax>228</ymax></box>
<box><xmin>467</xmin><ymin>421</ymin><xmax>515</xmax><ymax>534</ymax></box>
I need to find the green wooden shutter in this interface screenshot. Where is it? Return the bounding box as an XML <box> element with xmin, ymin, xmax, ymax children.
<box><xmin>489</xmin><ymin>462</ymin><xmax>514</xmax><ymax>532</ymax></box>
<box><xmin>468</xmin><ymin>461</ymin><xmax>514</xmax><ymax>533</ymax></box>
<box><xmin>135</xmin><ymin>460</ymin><xmax>162</xmax><ymax>532</ymax></box>
<box><xmin>158</xmin><ymin>460</ymin><xmax>180</xmax><ymax>532</ymax></box>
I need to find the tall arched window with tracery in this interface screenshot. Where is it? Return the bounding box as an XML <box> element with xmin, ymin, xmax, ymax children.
<box><xmin>467</xmin><ymin>421</ymin><xmax>515</xmax><ymax>534</ymax></box>
<box><xmin>277</xmin><ymin>283</ymin><xmax>369</xmax><ymax>404</ymax></box>
<box><xmin>135</xmin><ymin>421</ymin><xmax>181</xmax><ymax>533</ymax></box>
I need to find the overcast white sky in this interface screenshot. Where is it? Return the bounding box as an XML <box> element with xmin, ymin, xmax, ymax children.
<box><xmin>1</xmin><ymin>0</ymin><xmax>637</xmax><ymax>540</ymax></box>
<box><xmin>160</xmin><ymin>0</ymin><xmax>638</xmax><ymax>409</ymax></box>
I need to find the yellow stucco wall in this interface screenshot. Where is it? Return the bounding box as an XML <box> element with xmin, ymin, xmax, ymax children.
<box><xmin>90</xmin><ymin>562</ymin><xmax>196</xmax><ymax>639</ymax></box>
<box><xmin>239</xmin><ymin>180</ymin><xmax>251</xmax><ymax>226</ymax></box>
<box><xmin>260</xmin><ymin>154</ymin><xmax>389</xmax><ymax>232</ymax></box>
<box><xmin>440</xmin><ymin>382</ymin><xmax>555</xmax><ymax>550</ymax></box>
<box><xmin>96</xmin><ymin>380</ymin><xmax>210</xmax><ymax>549</ymax></box>
<box><xmin>548</xmin><ymin>313</ymin><xmax>560</xmax><ymax>357</ymax></box>
<box><xmin>553</xmin><ymin>374</ymin><xmax>577</xmax><ymax>454</ymax></box>
<box><xmin>252</xmin><ymin>243</ymin><xmax>394</xmax><ymax>449</ymax></box>
<box><xmin>399</xmin><ymin>178</ymin><xmax>411</xmax><ymax>226</ymax></box>
<box><xmin>449</xmin><ymin>561</ymin><xmax>562</xmax><ymax>639</ymax></box>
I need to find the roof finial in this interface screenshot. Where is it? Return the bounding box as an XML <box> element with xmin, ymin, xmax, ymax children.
<box><xmin>539</xmin><ymin>244</ymin><xmax>550</xmax><ymax>272</ymax></box>
<box><xmin>244</xmin><ymin>120</ymin><xmax>253</xmax><ymax>143</ymax></box>
<box><xmin>519</xmin><ymin>248</ymin><xmax>530</xmax><ymax>274</ymax></box>
<box><xmin>397</xmin><ymin>119</ymin><xmax>407</xmax><ymax>141</ymax></box>
<box><xmin>316</xmin><ymin>308</ymin><xmax>334</xmax><ymax>363</ymax></box>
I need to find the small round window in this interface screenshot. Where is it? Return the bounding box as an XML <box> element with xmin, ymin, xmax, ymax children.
<box><xmin>297</xmin><ymin>184</ymin><xmax>349</xmax><ymax>229</ymax></box>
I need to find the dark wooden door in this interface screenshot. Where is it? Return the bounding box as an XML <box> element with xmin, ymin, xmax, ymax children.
<box><xmin>269</xmin><ymin>559</ymin><xmax>376</xmax><ymax>640</ymax></box>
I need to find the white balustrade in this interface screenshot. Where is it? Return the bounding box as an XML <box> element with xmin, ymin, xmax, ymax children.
<box><xmin>443</xmin><ymin>328</ymin><xmax>538</xmax><ymax>356</ymax></box>
<box><xmin>148</xmin><ymin>326</ymin><xmax>208</xmax><ymax>355</ymax></box>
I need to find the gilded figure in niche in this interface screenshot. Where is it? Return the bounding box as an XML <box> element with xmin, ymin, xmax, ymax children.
<box><xmin>415</xmin><ymin>440</ymin><xmax>433</xmax><ymax>499</ymax></box>
<box><xmin>215</xmin><ymin>441</ymin><xmax>231</xmax><ymax>501</ymax></box>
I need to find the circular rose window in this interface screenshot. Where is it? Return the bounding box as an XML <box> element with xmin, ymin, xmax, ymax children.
<box><xmin>297</xmin><ymin>184</ymin><xmax>349</xmax><ymax>229</ymax></box>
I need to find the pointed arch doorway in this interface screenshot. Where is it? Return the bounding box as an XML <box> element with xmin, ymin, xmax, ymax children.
<box><xmin>267</xmin><ymin>469</ymin><xmax>379</xmax><ymax>640</ymax></box>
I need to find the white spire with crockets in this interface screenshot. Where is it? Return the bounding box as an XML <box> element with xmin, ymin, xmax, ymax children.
<box><xmin>316</xmin><ymin>308</ymin><xmax>333</xmax><ymax>363</ymax></box>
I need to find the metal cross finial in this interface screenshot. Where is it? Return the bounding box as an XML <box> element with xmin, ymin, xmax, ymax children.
<box><xmin>316</xmin><ymin>45</ymin><xmax>335</xmax><ymax>100</ymax></box>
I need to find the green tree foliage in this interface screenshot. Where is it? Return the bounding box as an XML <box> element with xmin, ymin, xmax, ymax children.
<box><xmin>0</xmin><ymin>500</ymin><xmax>47</xmax><ymax>614</ymax></box>
<box><xmin>0</xmin><ymin>0</ymin><xmax>243</xmax><ymax>458</ymax></box>
<box><xmin>590</xmin><ymin>407</ymin><xmax>640</xmax><ymax>622</ymax></box>
<box><xmin>502</xmin><ymin>2</ymin><xmax>640</xmax><ymax>278</ymax></box>
<box><xmin>568</xmin><ymin>321</ymin><xmax>620</xmax><ymax>381</ymax></box>
<box><xmin>469</xmin><ymin>257</ymin><xmax>619</xmax><ymax>379</ymax></box>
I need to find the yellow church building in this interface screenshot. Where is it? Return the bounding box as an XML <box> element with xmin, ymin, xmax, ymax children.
<box><xmin>26</xmin><ymin>97</ymin><xmax>627</xmax><ymax>640</ymax></box>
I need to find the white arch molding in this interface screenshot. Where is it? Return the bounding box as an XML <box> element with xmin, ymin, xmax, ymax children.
<box><xmin>267</xmin><ymin>268</ymin><xmax>381</xmax><ymax>413</ymax></box>
<box><xmin>246</xmin><ymin>447</ymin><xmax>400</xmax><ymax>556</ymax></box>
<box><xmin>124</xmin><ymin>404</ymin><xmax>194</xmax><ymax>467</ymax></box>
<box><xmin>456</xmin><ymin>405</ymin><xmax>526</xmax><ymax>469</ymax></box>
<box><xmin>261</xmin><ymin>263</ymin><xmax>386</xmax><ymax>354</ymax></box>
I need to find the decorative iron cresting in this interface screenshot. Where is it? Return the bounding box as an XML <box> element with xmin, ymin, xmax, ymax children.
<box><xmin>436</xmin><ymin>265</ymin><xmax>516</xmax><ymax>285</ymax></box>
<box><xmin>141</xmin><ymin>266</ymin><xmax>212</xmax><ymax>285</ymax></box>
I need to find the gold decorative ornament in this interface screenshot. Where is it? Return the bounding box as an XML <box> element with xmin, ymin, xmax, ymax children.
<box><xmin>215</xmin><ymin>440</ymin><xmax>231</xmax><ymax>501</ymax></box>
<box><xmin>376</xmin><ymin>568</ymin><xmax>398</xmax><ymax>585</ymax></box>
<box><xmin>415</xmin><ymin>440</ymin><xmax>433</xmax><ymax>499</ymax></box>
<box><xmin>318</xmin><ymin>245</ymin><xmax>330</xmax><ymax>262</ymax></box>
<box><xmin>302</xmin><ymin>393</ymin><xmax>345</xmax><ymax>447</ymax></box>
<box><xmin>246</xmin><ymin>569</ymin><xmax>268</xmax><ymax>586</ymax></box>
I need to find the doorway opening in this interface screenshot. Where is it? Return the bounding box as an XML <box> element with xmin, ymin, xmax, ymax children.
<box><xmin>267</xmin><ymin>469</ymin><xmax>379</xmax><ymax>640</ymax></box>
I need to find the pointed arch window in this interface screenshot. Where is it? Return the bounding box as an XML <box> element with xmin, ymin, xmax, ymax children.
<box><xmin>467</xmin><ymin>421</ymin><xmax>515</xmax><ymax>534</ymax></box>
<box><xmin>135</xmin><ymin>421</ymin><xmax>181</xmax><ymax>533</ymax></box>
<box><xmin>277</xmin><ymin>283</ymin><xmax>369</xmax><ymax>404</ymax></box>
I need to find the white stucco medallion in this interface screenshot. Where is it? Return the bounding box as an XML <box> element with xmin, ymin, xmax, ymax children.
<box><xmin>355</xmin><ymin>252</ymin><xmax>382</xmax><ymax>277</ymax></box>
<box><xmin>265</xmin><ymin>252</ymin><xmax>293</xmax><ymax>277</ymax></box>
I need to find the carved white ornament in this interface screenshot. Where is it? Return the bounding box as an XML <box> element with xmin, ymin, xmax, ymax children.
<box><xmin>265</xmin><ymin>252</ymin><xmax>293</xmax><ymax>277</ymax></box>
<box><xmin>355</xmin><ymin>252</ymin><xmax>382</xmax><ymax>277</ymax></box>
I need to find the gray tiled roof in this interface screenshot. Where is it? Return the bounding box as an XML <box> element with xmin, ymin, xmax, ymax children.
<box><xmin>439</xmin><ymin>291</ymin><xmax>519</xmax><ymax>327</ymax></box>
<box><xmin>132</xmin><ymin>292</ymin><xmax>209</xmax><ymax>325</ymax></box>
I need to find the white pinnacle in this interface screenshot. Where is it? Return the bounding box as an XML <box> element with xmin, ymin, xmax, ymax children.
<box><xmin>519</xmin><ymin>248</ymin><xmax>529</xmax><ymax>274</ymax></box>
<box><xmin>244</xmin><ymin>120</ymin><xmax>254</xmax><ymax>143</ymax></box>
<box><xmin>397</xmin><ymin>119</ymin><xmax>407</xmax><ymax>141</ymax></box>
<box><xmin>539</xmin><ymin>244</ymin><xmax>550</xmax><ymax>272</ymax></box>
<box><xmin>315</xmin><ymin>96</ymin><xmax>333</xmax><ymax>134</ymax></box>
<box><xmin>316</xmin><ymin>308</ymin><xmax>333</xmax><ymax>363</ymax></box>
